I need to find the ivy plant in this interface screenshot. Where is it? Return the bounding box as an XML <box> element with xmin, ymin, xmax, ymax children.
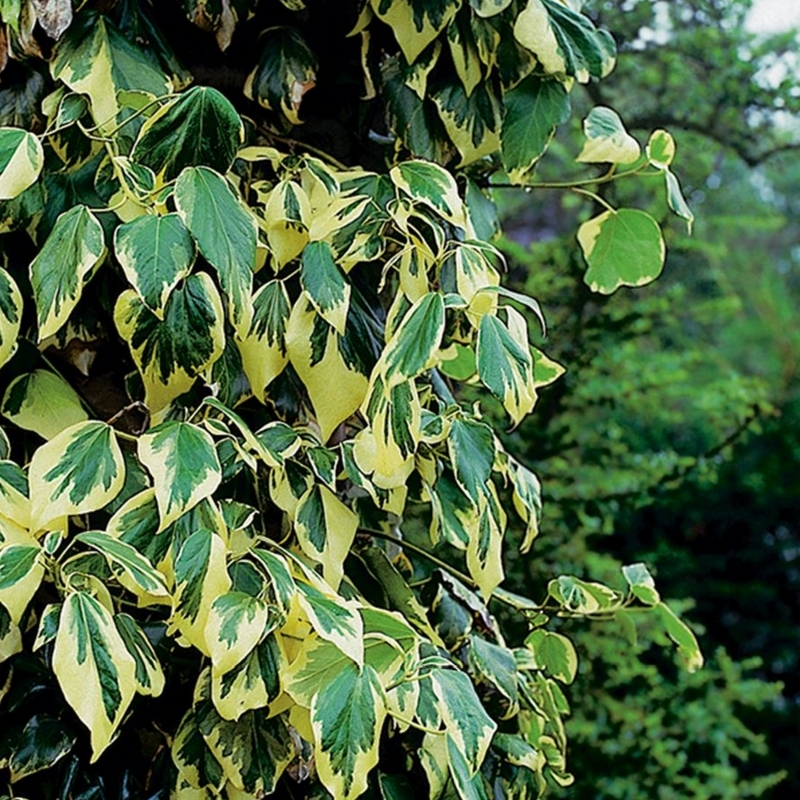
<box><xmin>0</xmin><ymin>1</ymin><xmax>700</xmax><ymax>798</ymax></box>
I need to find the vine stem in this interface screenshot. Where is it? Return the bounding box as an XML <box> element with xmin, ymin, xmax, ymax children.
<box><xmin>358</xmin><ymin>527</ymin><xmax>477</xmax><ymax>589</ymax></box>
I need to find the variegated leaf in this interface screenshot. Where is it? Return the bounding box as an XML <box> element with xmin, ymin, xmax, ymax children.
<box><xmin>311</xmin><ymin>661</ymin><xmax>386</xmax><ymax>800</ymax></box>
<box><xmin>577</xmin><ymin>208</ymin><xmax>666</xmax><ymax>294</ymax></box>
<box><xmin>432</xmin><ymin>81</ymin><xmax>502</xmax><ymax>166</ymax></box>
<box><xmin>75</xmin><ymin>530</ymin><xmax>169</xmax><ymax>598</ymax></box>
<box><xmin>28</xmin><ymin>421</ymin><xmax>125</xmax><ymax>532</ymax></box>
<box><xmin>51</xmin><ymin>14</ymin><xmax>170</xmax><ymax>134</ymax></box>
<box><xmin>476</xmin><ymin>312</ymin><xmax>537</xmax><ymax>424</ymax></box>
<box><xmin>1</xmin><ymin>368</ymin><xmax>88</xmax><ymax>440</ymax></box>
<box><xmin>295</xmin><ymin>579</ymin><xmax>363</xmax><ymax>666</ymax></box>
<box><xmin>577</xmin><ymin>106</ymin><xmax>640</xmax><ymax>165</ymax></box>
<box><xmin>0</xmin><ymin>268</ymin><xmax>22</xmax><ymax>368</ymax></box>
<box><xmin>29</xmin><ymin>205</ymin><xmax>105</xmax><ymax>341</ymax></box>
<box><xmin>377</xmin><ymin>292</ymin><xmax>445</xmax><ymax>387</ymax></box>
<box><xmin>261</xmin><ymin>180</ymin><xmax>310</xmax><ymax>267</ymax></box>
<box><xmin>295</xmin><ymin>483</ymin><xmax>358</xmax><ymax>591</ymax></box>
<box><xmin>369</xmin><ymin>0</ymin><xmax>459</xmax><ymax>63</ymax></box>
<box><xmin>513</xmin><ymin>0</ymin><xmax>616</xmax><ymax>83</ymax></box>
<box><xmin>115</xmin><ymin>612</ymin><xmax>166</xmax><ymax>696</ymax></box>
<box><xmin>300</xmin><ymin>241</ymin><xmax>350</xmax><ymax>336</ymax></box>
<box><xmin>206</xmin><ymin>591</ymin><xmax>271</xmax><ymax>675</ymax></box>
<box><xmin>114</xmin><ymin>213</ymin><xmax>196</xmax><ymax>317</ymax></box>
<box><xmin>174</xmin><ymin>166</ymin><xmax>257</xmax><ymax>334</ymax></box>
<box><xmin>0</xmin><ymin>542</ymin><xmax>43</xmax><ymax>624</ymax></box>
<box><xmin>0</xmin><ymin>460</ymin><xmax>30</xmax><ymax>529</ymax></box>
<box><xmin>212</xmin><ymin>634</ymin><xmax>284</xmax><ymax>720</ymax></box>
<box><xmin>0</xmin><ymin>126</ymin><xmax>43</xmax><ymax>200</ymax></box>
<box><xmin>430</xmin><ymin>667</ymin><xmax>496</xmax><ymax>774</ymax></box>
<box><xmin>52</xmin><ymin>592</ymin><xmax>137</xmax><ymax>760</ymax></box>
<box><xmin>138</xmin><ymin>420</ymin><xmax>221</xmax><ymax>531</ymax></box>
<box><xmin>391</xmin><ymin>160</ymin><xmax>463</xmax><ymax>224</ymax></box>
<box><xmin>466</xmin><ymin>481</ymin><xmax>506</xmax><ymax>598</ymax></box>
<box><xmin>173</xmin><ymin>528</ymin><xmax>231</xmax><ymax>654</ymax></box>
<box><xmin>244</xmin><ymin>26</ymin><xmax>317</xmax><ymax>124</ymax></box>
<box><xmin>114</xmin><ymin>273</ymin><xmax>226</xmax><ymax>413</ymax></box>
<box><xmin>286</xmin><ymin>296</ymin><xmax>369</xmax><ymax>442</ymax></box>
<box><xmin>131</xmin><ymin>86</ymin><xmax>244</xmax><ymax>183</ymax></box>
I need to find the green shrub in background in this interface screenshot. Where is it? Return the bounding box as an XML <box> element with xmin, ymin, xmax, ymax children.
<box><xmin>0</xmin><ymin>0</ymin><xmax>763</xmax><ymax>798</ymax></box>
<box><xmin>485</xmin><ymin>0</ymin><xmax>800</xmax><ymax>793</ymax></box>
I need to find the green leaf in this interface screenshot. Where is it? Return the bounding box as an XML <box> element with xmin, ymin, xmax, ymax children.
<box><xmin>1</xmin><ymin>368</ymin><xmax>88</xmax><ymax>440</ymax></box>
<box><xmin>0</xmin><ymin>268</ymin><xmax>22</xmax><ymax>369</ymax></box>
<box><xmin>76</xmin><ymin>530</ymin><xmax>169</xmax><ymax>598</ymax></box>
<box><xmin>576</xmin><ymin>106</ymin><xmax>640</xmax><ymax>165</ymax></box>
<box><xmin>525</xmin><ymin>629</ymin><xmax>577</xmax><ymax>684</ymax></box>
<box><xmin>577</xmin><ymin>208</ymin><xmax>666</xmax><ymax>294</ymax></box>
<box><xmin>29</xmin><ymin>204</ymin><xmax>106</xmax><ymax>341</ymax></box>
<box><xmin>114</xmin><ymin>273</ymin><xmax>226</xmax><ymax>413</ymax></box>
<box><xmin>301</xmin><ymin>241</ymin><xmax>350</xmax><ymax>336</ymax></box>
<box><xmin>501</xmin><ymin>75</ymin><xmax>570</xmax><ymax>184</ymax></box>
<box><xmin>131</xmin><ymin>86</ymin><xmax>244</xmax><ymax>183</ymax></box>
<box><xmin>114</xmin><ymin>213</ymin><xmax>196</xmax><ymax>317</ymax></box>
<box><xmin>621</xmin><ymin>562</ymin><xmax>660</xmax><ymax>605</ymax></box>
<box><xmin>430</xmin><ymin>667</ymin><xmax>496</xmax><ymax>774</ymax></box>
<box><xmin>513</xmin><ymin>0</ymin><xmax>616</xmax><ymax>83</ymax></box>
<box><xmin>28</xmin><ymin>421</ymin><xmax>125</xmax><ymax>532</ymax></box>
<box><xmin>175</xmin><ymin>166</ymin><xmax>257</xmax><ymax>334</ymax></box>
<box><xmin>52</xmin><ymin>592</ymin><xmax>137</xmax><ymax>760</ymax></box>
<box><xmin>295</xmin><ymin>483</ymin><xmax>359</xmax><ymax>591</ymax></box>
<box><xmin>51</xmin><ymin>12</ymin><xmax>170</xmax><ymax>135</ymax></box>
<box><xmin>8</xmin><ymin>715</ymin><xmax>74</xmax><ymax>782</ymax></box>
<box><xmin>0</xmin><ymin>126</ymin><xmax>44</xmax><ymax>200</ymax></box>
<box><xmin>115</xmin><ymin>612</ymin><xmax>166</xmax><ymax>697</ymax></box>
<box><xmin>656</xmin><ymin>602</ymin><xmax>704</xmax><ymax>672</ymax></box>
<box><xmin>378</xmin><ymin>292</ymin><xmax>445</xmax><ymax>387</ymax></box>
<box><xmin>138</xmin><ymin>420</ymin><xmax>222</xmax><ymax>530</ymax></box>
<box><xmin>244</xmin><ymin>26</ymin><xmax>317</xmax><ymax>124</ymax></box>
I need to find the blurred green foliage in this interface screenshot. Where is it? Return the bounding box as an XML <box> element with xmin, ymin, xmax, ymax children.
<box><xmin>491</xmin><ymin>0</ymin><xmax>799</xmax><ymax>796</ymax></box>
